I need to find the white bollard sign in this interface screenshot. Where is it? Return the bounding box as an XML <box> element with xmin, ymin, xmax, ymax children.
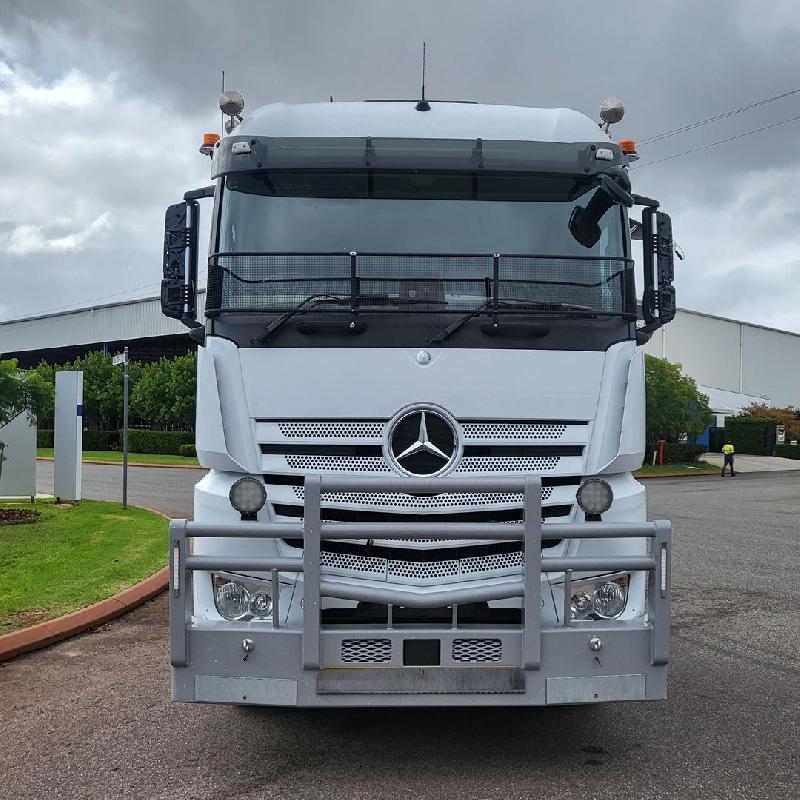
<box><xmin>0</xmin><ymin>413</ymin><xmax>37</xmax><ymax>499</ymax></box>
<box><xmin>54</xmin><ymin>370</ymin><xmax>83</xmax><ymax>502</ymax></box>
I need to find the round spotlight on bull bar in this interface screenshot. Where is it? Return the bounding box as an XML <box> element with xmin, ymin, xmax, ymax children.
<box><xmin>576</xmin><ymin>479</ymin><xmax>613</xmax><ymax>516</ymax></box>
<box><xmin>229</xmin><ymin>477</ymin><xmax>267</xmax><ymax>517</ymax></box>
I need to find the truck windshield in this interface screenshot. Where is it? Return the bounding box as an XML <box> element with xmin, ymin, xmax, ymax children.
<box><xmin>210</xmin><ymin>171</ymin><xmax>632</xmax><ymax>317</ymax></box>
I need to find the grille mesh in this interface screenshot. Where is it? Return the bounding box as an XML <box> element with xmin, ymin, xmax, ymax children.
<box><xmin>387</xmin><ymin>559</ymin><xmax>459</xmax><ymax>580</ymax></box>
<box><xmin>460</xmin><ymin>550</ymin><xmax>524</xmax><ymax>575</ymax></box>
<box><xmin>341</xmin><ymin>639</ymin><xmax>392</xmax><ymax>664</ymax></box>
<box><xmin>278</xmin><ymin>421</ymin><xmax>384</xmax><ymax>439</ymax></box>
<box><xmin>461</xmin><ymin>422</ymin><xmax>568</xmax><ymax>440</ymax></box>
<box><xmin>455</xmin><ymin>456</ymin><xmax>561</xmax><ymax>472</ymax></box>
<box><xmin>285</xmin><ymin>455</ymin><xmax>391</xmax><ymax>472</ymax></box>
<box><xmin>320</xmin><ymin>549</ymin><xmax>386</xmax><ymax>576</ymax></box>
<box><xmin>291</xmin><ymin>486</ymin><xmax>553</xmax><ymax>507</ymax></box>
<box><xmin>452</xmin><ymin>639</ymin><xmax>502</xmax><ymax>663</ymax></box>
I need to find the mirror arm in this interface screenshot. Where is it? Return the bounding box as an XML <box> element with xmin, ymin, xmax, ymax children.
<box><xmin>632</xmin><ymin>193</ymin><xmax>660</xmax><ymax>208</ymax></box>
<box><xmin>181</xmin><ymin>186</ymin><xmax>214</xmax><ymax>331</ymax></box>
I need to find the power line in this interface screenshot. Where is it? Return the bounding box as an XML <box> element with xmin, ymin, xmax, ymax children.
<box><xmin>639</xmin><ymin>86</ymin><xmax>800</xmax><ymax>146</ymax></box>
<box><xmin>631</xmin><ymin>113</ymin><xmax>800</xmax><ymax>170</ymax></box>
<box><xmin>29</xmin><ymin>282</ymin><xmax>163</xmax><ymax>316</ymax></box>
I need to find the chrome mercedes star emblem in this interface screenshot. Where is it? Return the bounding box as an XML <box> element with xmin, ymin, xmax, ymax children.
<box><xmin>385</xmin><ymin>405</ymin><xmax>460</xmax><ymax>477</ymax></box>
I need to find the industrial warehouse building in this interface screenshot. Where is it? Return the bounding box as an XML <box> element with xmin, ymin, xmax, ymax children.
<box><xmin>1</xmin><ymin>292</ymin><xmax>799</xmax><ymax>422</ymax></box>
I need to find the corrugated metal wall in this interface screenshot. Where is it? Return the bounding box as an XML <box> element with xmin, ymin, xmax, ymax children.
<box><xmin>0</xmin><ymin>290</ymin><xmax>206</xmax><ymax>355</ymax></box>
<box><xmin>642</xmin><ymin>309</ymin><xmax>800</xmax><ymax>407</ymax></box>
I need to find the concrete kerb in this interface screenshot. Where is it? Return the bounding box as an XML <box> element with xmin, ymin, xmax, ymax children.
<box><xmin>36</xmin><ymin>456</ymin><xmax>205</xmax><ymax>470</ymax></box>
<box><xmin>0</xmin><ymin>507</ymin><xmax>172</xmax><ymax>663</ymax></box>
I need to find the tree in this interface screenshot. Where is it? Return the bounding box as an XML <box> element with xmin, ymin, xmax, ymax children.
<box><xmin>644</xmin><ymin>355</ymin><xmax>713</xmax><ymax>441</ymax></box>
<box><xmin>0</xmin><ymin>359</ymin><xmax>50</xmax><ymax>478</ymax></box>
<box><xmin>736</xmin><ymin>402</ymin><xmax>800</xmax><ymax>440</ymax></box>
<box><xmin>130</xmin><ymin>353</ymin><xmax>196</xmax><ymax>430</ymax></box>
<box><xmin>68</xmin><ymin>351</ymin><xmax>123</xmax><ymax>430</ymax></box>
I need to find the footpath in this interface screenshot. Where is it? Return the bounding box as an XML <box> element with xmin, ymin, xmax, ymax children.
<box><xmin>701</xmin><ymin>453</ymin><xmax>800</xmax><ymax>473</ymax></box>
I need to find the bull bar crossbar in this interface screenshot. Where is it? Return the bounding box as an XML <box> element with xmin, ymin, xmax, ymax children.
<box><xmin>169</xmin><ymin>475</ymin><xmax>671</xmax><ymax>674</ymax></box>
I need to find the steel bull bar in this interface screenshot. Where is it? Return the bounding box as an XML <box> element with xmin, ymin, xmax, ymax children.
<box><xmin>169</xmin><ymin>476</ymin><xmax>672</xmax><ymax>705</ymax></box>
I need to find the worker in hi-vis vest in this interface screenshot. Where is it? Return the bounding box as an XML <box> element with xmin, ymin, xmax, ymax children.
<box><xmin>721</xmin><ymin>442</ymin><xmax>735</xmax><ymax>477</ymax></box>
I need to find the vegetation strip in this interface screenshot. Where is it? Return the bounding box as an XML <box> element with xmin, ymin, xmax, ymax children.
<box><xmin>0</xmin><ymin>499</ymin><xmax>169</xmax><ymax>638</ymax></box>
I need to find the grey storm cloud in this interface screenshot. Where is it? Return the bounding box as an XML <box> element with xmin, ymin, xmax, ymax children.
<box><xmin>1</xmin><ymin>0</ymin><xmax>800</xmax><ymax>329</ymax></box>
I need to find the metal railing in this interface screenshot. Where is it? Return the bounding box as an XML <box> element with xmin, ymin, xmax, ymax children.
<box><xmin>170</xmin><ymin>475</ymin><xmax>671</xmax><ymax>672</ymax></box>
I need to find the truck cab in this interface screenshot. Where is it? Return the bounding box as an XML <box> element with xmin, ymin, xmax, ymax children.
<box><xmin>163</xmin><ymin>98</ymin><xmax>675</xmax><ymax>707</ymax></box>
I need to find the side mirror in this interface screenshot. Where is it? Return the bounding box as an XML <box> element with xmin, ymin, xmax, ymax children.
<box><xmin>161</xmin><ymin>186</ymin><xmax>214</xmax><ymax>328</ymax></box>
<box><xmin>639</xmin><ymin>208</ymin><xmax>675</xmax><ymax>334</ymax></box>
<box><xmin>569</xmin><ymin>174</ymin><xmax>634</xmax><ymax>248</ymax></box>
<box><xmin>161</xmin><ymin>202</ymin><xmax>194</xmax><ymax>321</ymax></box>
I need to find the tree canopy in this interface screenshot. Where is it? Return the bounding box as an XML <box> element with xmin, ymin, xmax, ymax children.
<box><xmin>644</xmin><ymin>355</ymin><xmax>713</xmax><ymax>441</ymax></box>
<box><xmin>735</xmin><ymin>402</ymin><xmax>800</xmax><ymax>440</ymax></box>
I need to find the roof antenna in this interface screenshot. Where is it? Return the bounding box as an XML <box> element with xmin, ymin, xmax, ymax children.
<box><xmin>415</xmin><ymin>42</ymin><xmax>430</xmax><ymax>111</ymax></box>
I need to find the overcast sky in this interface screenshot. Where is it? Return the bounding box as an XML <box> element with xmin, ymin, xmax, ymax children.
<box><xmin>2</xmin><ymin>0</ymin><xmax>800</xmax><ymax>330</ymax></box>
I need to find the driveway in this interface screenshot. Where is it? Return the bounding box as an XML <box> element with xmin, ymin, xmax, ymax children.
<box><xmin>1</xmin><ymin>467</ymin><xmax>797</xmax><ymax>799</ymax></box>
<box><xmin>702</xmin><ymin>452</ymin><xmax>800</xmax><ymax>472</ymax></box>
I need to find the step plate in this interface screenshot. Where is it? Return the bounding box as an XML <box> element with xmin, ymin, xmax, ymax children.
<box><xmin>317</xmin><ymin>666</ymin><xmax>526</xmax><ymax>695</ymax></box>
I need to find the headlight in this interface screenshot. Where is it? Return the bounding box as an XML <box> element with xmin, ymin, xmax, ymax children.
<box><xmin>229</xmin><ymin>477</ymin><xmax>267</xmax><ymax>517</ymax></box>
<box><xmin>576</xmin><ymin>478</ymin><xmax>613</xmax><ymax>515</ymax></box>
<box><xmin>592</xmin><ymin>581</ymin><xmax>626</xmax><ymax>619</ymax></box>
<box><xmin>213</xmin><ymin>573</ymin><xmax>273</xmax><ymax>621</ymax></box>
<box><xmin>570</xmin><ymin>575</ymin><xmax>628</xmax><ymax>621</ymax></box>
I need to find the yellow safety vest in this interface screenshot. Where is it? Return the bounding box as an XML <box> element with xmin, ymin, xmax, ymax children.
<box><xmin>722</xmin><ymin>444</ymin><xmax>734</xmax><ymax>455</ymax></box>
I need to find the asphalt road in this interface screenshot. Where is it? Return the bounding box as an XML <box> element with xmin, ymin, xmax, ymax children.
<box><xmin>1</xmin><ymin>467</ymin><xmax>798</xmax><ymax>799</ymax></box>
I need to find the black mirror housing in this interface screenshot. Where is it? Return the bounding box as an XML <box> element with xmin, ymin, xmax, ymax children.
<box><xmin>569</xmin><ymin>174</ymin><xmax>634</xmax><ymax>248</ymax></box>
<box><xmin>161</xmin><ymin>202</ymin><xmax>194</xmax><ymax>320</ymax></box>
<box><xmin>640</xmin><ymin>208</ymin><xmax>676</xmax><ymax>333</ymax></box>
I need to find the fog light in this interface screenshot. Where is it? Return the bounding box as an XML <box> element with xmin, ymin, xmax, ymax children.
<box><xmin>215</xmin><ymin>580</ymin><xmax>250</xmax><ymax>620</ymax></box>
<box><xmin>570</xmin><ymin>591</ymin><xmax>593</xmax><ymax>619</ymax></box>
<box><xmin>593</xmin><ymin>582</ymin><xmax>626</xmax><ymax>619</ymax></box>
<box><xmin>249</xmin><ymin>592</ymin><xmax>273</xmax><ymax>619</ymax></box>
<box><xmin>229</xmin><ymin>477</ymin><xmax>266</xmax><ymax>516</ymax></box>
<box><xmin>576</xmin><ymin>479</ymin><xmax>613</xmax><ymax>515</ymax></box>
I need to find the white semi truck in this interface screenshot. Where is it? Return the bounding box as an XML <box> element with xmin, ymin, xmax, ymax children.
<box><xmin>163</xmin><ymin>95</ymin><xmax>676</xmax><ymax>707</ymax></box>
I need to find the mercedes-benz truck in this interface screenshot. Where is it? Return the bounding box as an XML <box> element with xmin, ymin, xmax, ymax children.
<box><xmin>162</xmin><ymin>96</ymin><xmax>676</xmax><ymax>707</ymax></box>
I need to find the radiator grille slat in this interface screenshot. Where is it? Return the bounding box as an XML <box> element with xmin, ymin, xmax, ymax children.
<box><xmin>341</xmin><ymin>639</ymin><xmax>392</xmax><ymax>664</ymax></box>
<box><xmin>452</xmin><ymin>639</ymin><xmax>503</xmax><ymax>663</ymax></box>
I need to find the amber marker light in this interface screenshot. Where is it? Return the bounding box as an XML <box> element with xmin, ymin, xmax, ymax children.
<box><xmin>199</xmin><ymin>132</ymin><xmax>220</xmax><ymax>156</ymax></box>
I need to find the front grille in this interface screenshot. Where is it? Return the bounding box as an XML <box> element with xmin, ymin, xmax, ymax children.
<box><xmin>262</xmin><ymin>415</ymin><xmax>587</xmax><ymax>585</ymax></box>
<box><xmin>452</xmin><ymin>639</ymin><xmax>503</xmax><ymax>663</ymax></box>
<box><xmin>341</xmin><ymin>639</ymin><xmax>392</xmax><ymax>664</ymax></box>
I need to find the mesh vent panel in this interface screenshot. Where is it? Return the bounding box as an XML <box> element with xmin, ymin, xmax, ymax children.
<box><xmin>284</xmin><ymin>455</ymin><xmax>391</xmax><ymax>472</ymax></box>
<box><xmin>460</xmin><ymin>550</ymin><xmax>524</xmax><ymax>575</ymax></box>
<box><xmin>290</xmin><ymin>486</ymin><xmax>553</xmax><ymax>507</ymax></box>
<box><xmin>452</xmin><ymin>639</ymin><xmax>503</xmax><ymax>663</ymax></box>
<box><xmin>462</xmin><ymin>422</ymin><xmax>568</xmax><ymax>440</ymax></box>
<box><xmin>455</xmin><ymin>456</ymin><xmax>561</xmax><ymax>473</ymax></box>
<box><xmin>320</xmin><ymin>549</ymin><xmax>386</xmax><ymax>576</ymax></box>
<box><xmin>278</xmin><ymin>421</ymin><xmax>384</xmax><ymax>439</ymax></box>
<box><xmin>341</xmin><ymin>639</ymin><xmax>392</xmax><ymax>664</ymax></box>
<box><xmin>387</xmin><ymin>559</ymin><xmax>459</xmax><ymax>580</ymax></box>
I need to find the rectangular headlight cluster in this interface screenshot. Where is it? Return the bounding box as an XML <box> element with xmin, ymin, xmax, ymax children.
<box><xmin>569</xmin><ymin>574</ymin><xmax>629</xmax><ymax>621</ymax></box>
<box><xmin>212</xmin><ymin>572</ymin><xmax>273</xmax><ymax>621</ymax></box>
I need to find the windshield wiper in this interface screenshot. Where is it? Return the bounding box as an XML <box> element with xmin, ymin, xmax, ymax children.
<box><xmin>427</xmin><ymin>300</ymin><xmax>597</xmax><ymax>345</ymax></box>
<box><xmin>251</xmin><ymin>294</ymin><xmax>350</xmax><ymax>344</ymax></box>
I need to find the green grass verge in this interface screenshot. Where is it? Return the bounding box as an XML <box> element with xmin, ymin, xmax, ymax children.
<box><xmin>0</xmin><ymin>499</ymin><xmax>168</xmax><ymax>634</ymax></box>
<box><xmin>37</xmin><ymin>448</ymin><xmax>199</xmax><ymax>467</ymax></box>
<box><xmin>635</xmin><ymin>460</ymin><xmax>719</xmax><ymax>476</ymax></box>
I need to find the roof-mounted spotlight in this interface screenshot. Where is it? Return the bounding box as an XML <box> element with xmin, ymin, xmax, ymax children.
<box><xmin>599</xmin><ymin>97</ymin><xmax>625</xmax><ymax>133</ymax></box>
<box><xmin>220</xmin><ymin>89</ymin><xmax>245</xmax><ymax>134</ymax></box>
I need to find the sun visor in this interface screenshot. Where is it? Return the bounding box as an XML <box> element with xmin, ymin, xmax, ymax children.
<box><xmin>211</xmin><ymin>136</ymin><xmax>627</xmax><ymax>178</ymax></box>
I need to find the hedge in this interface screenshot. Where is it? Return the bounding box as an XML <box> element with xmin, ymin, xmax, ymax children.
<box><xmin>724</xmin><ymin>417</ymin><xmax>775</xmax><ymax>455</ymax></box>
<box><xmin>179</xmin><ymin>443</ymin><xmax>197</xmax><ymax>458</ymax></box>
<box><xmin>127</xmin><ymin>429</ymin><xmax>194</xmax><ymax>455</ymax></box>
<box><xmin>645</xmin><ymin>443</ymin><xmax>705</xmax><ymax>464</ymax></box>
<box><xmin>776</xmin><ymin>444</ymin><xmax>800</xmax><ymax>460</ymax></box>
<box><xmin>37</xmin><ymin>429</ymin><xmax>194</xmax><ymax>455</ymax></box>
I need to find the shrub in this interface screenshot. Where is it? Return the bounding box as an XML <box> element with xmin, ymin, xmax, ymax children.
<box><xmin>179</xmin><ymin>443</ymin><xmax>197</xmax><ymax>458</ymax></box>
<box><xmin>724</xmin><ymin>417</ymin><xmax>775</xmax><ymax>455</ymax></box>
<box><xmin>775</xmin><ymin>444</ymin><xmax>800</xmax><ymax>460</ymax></box>
<box><xmin>38</xmin><ymin>429</ymin><xmax>54</xmax><ymax>448</ymax></box>
<box><xmin>645</xmin><ymin>443</ymin><xmax>705</xmax><ymax>464</ymax></box>
<box><xmin>127</xmin><ymin>429</ymin><xmax>194</xmax><ymax>455</ymax></box>
<box><xmin>83</xmin><ymin>430</ymin><xmax>121</xmax><ymax>451</ymax></box>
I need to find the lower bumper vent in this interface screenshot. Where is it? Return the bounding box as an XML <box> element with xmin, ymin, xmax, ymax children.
<box><xmin>341</xmin><ymin>638</ymin><xmax>392</xmax><ymax>664</ymax></box>
<box><xmin>452</xmin><ymin>638</ymin><xmax>502</xmax><ymax>663</ymax></box>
